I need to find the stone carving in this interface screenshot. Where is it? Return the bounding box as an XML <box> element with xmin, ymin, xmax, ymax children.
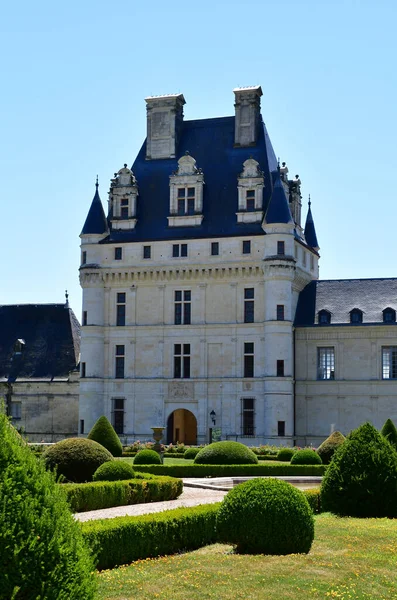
<box><xmin>168</xmin><ymin>381</ymin><xmax>194</xmax><ymax>398</ymax></box>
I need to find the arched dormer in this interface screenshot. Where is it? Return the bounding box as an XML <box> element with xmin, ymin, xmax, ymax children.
<box><xmin>383</xmin><ymin>307</ymin><xmax>396</xmax><ymax>323</ymax></box>
<box><xmin>109</xmin><ymin>164</ymin><xmax>138</xmax><ymax>230</ymax></box>
<box><xmin>350</xmin><ymin>308</ymin><xmax>363</xmax><ymax>324</ymax></box>
<box><xmin>318</xmin><ymin>309</ymin><xmax>331</xmax><ymax>325</ymax></box>
<box><xmin>236</xmin><ymin>158</ymin><xmax>264</xmax><ymax>223</ymax></box>
<box><xmin>168</xmin><ymin>152</ymin><xmax>204</xmax><ymax>227</ymax></box>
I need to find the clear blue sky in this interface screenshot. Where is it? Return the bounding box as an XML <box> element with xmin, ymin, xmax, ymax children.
<box><xmin>1</xmin><ymin>0</ymin><xmax>396</xmax><ymax>319</ymax></box>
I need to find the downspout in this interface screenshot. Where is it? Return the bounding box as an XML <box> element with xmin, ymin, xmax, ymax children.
<box><xmin>293</xmin><ymin>326</ymin><xmax>296</xmax><ymax>446</ymax></box>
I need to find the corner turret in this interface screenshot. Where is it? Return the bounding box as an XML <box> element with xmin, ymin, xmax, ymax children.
<box><xmin>81</xmin><ymin>178</ymin><xmax>108</xmax><ymax>236</ymax></box>
<box><xmin>304</xmin><ymin>196</ymin><xmax>319</xmax><ymax>251</ymax></box>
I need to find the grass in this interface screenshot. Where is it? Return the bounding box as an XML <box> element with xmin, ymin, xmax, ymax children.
<box><xmin>97</xmin><ymin>514</ymin><xmax>397</xmax><ymax>600</ymax></box>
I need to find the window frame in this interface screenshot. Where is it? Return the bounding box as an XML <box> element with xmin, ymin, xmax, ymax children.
<box><xmin>276</xmin><ymin>304</ymin><xmax>285</xmax><ymax>321</ymax></box>
<box><xmin>172</xmin><ymin>243</ymin><xmax>188</xmax><ymax>258</ymax></box>
<box><xmin>174</xmin><ymin>290</ymin><xmax>191</xmax><ymax>325</ymax></box>
<box><xmin>112</xmin><ymin>397</ymin><xmax>125</xmax><ymax>434</ymax></box>
<box><xmin>81</xmin><ymin>362</ymin><xmax>86</xmax><ymax>378</ymax></box>
<box><xmin>143</xmin><ymin>245</ymin><xmax>151</xmax><ymax>259</ymax></box>
<box><xmin>318</xmin><ymin>310</ymin><xmax>331</xmax><ymax>325</ymax></box>
<box><xmin>243</xmin><ymin>342</ymin><xmax>254</xmax><ymax>378</ymax></box>
<box><xmin>174</xmin><ymin>343</ymin><xmax>191</xmax><ymax>379</ymax></box>
<box><xmin>350</xmin><ymin>308</ymin><xmax>363</xmax><ymax>324</ymax></box>
<box><xmin>211</xmin><ymin>241</ymin><xmax>219</xmax><ymax>256</ymax></box>
<box><xmin>383</xmin><ymin>308</ymin><xmax>396</xmax><ymax>323</ymax></box>
<box><xmin>277</xmin><ymin>241</ymin><xmax>285</xmax><ymax>256</ymax></box>
<box><xmin>10</xmin><ymin>402</ymin><xmax>21</xmax><ymax>420</ymax></box>
<box><xmin>317</xmin><ymin>347</ymin><xmax>335</xmax><ymax>380</ymax></box>
<box><xmin>115</xmin><ymin>345</ymin><xmax>125</xmax><ymax>379</ymax></box>
<box><xmin>241</xmin><ymin>397</ymin><xmax>255</xmax><ymax>436</ymax></box>
<box><xmin>244</xmin><ymin>288</ymin><xmax>254</xmax><ymax>323</ymax></box>
<box><xmin>242</xmin><ymin>240</ymin><xmax>251</xmax><ymax>255</ymax></box>
<box><xmin>276</xmin><ymin>359</ymin><xmax>285</xmax><ymax>377</ymax></box>
<box><xmin>116</xmin><ymin>292</ymin><xmax>126</xmax><ymax>326</ymax></box>
<box><xmin>382</xmin><ymin>346</ymin><xmax>397</xmax><ymax>380</ymax></box>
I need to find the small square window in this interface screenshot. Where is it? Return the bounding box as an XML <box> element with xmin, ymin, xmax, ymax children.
<box><xmin>177</xmin><ymin>188</ymin><xmax>185</xmax><ymax>198</ymax></box>
<box><xmin>121</xmin><ymin>198</ymin><xmax>129</xmax><ymax>206</ymax></box>
<box><xmin>143</xmin><ymin>246</ymin><xmax>151</xmax><ymax>259</ymax></box>
<box><xmin>277</xmin><ymin>241</ymin><xmax>285</xmax><ymax>256</ymax></box>
<box><xmin>187</xmin><ymin>188</ymin><xmax>195</xmax><ymax>197</ymax></box>
<box><xmin>242</xmin><ymin>240</ymin><xmax>251</xmax><ymax>254</ymax></box>
<box><xmin>211</xmin><ymin>242</ymin><xmax>219</xmax><ymax>256</ymax></box>
<box><xmin>246</xmin><ymin>190</ymin><xmax>255</xmax><ymax>198</ymax></box>
<box><xmin>115</xmin><ymin>247</ymin><xmax>122</xmax><ymax>260</ymax></box>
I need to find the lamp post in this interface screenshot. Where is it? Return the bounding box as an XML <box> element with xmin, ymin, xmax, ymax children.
<box><xmin>209</xmin><ymin>410</ymin><xmax>216</xmax><ymax>444</ymax></box>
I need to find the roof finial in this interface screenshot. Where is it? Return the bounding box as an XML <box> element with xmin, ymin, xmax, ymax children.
<box><xmin>65</xmin><ymin>290</ymin><xmax>69</xmax><ymax>308</ymax></box>
<box><xmin>308</xmin><ymin>194</ymin><xmax>311</xmax><ymax>208</ymax></box>
<box><xmin>277</xmin><ymin>157</ymin><xmax>280</xmax><ymax>172</ymax></box>
<box><xmin>95</xmin><ymin>175</ymin><xmax>99</xmax><ymax>190</ymax></box>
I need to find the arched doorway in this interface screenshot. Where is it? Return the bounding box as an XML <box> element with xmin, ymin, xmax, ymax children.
<box><xmin>167</xmin><ymin>409</ymin><xmax>197</xmax><ymax>444</ymax></box>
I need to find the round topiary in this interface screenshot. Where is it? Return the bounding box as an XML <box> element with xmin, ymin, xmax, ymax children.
<box><xmin>216</xmin><ymin>478</ymin><xmax>314</xmax><ymax>555</ymax></box>
<box><xmin>184</xmin><ymin>447</ymin><xmax>201</xmax><ymax>459</ymax></box>
<box><xmin>381</xmin><ymin>418</ymin><xmax>397</xmax><ymax>450</ymax></box>
<box><xmin>276</xmin><ymin>448</ymin><xmax>295</xmax><ymax>462</ymax></box>
<box><xmin>133</xmin><ymin>449</ymin><xmax>162</xmax><ymax>465</ymax></box>
<box><xmin>87</xmin><ymin>415</ymin><xmax>123</xmax><ymax>457</ymax></box>
<box><xmin>291</xmin><ymin>449</ymin><xmax>322</xmax><ymax>465</ymax></box>
<box><xmin>316</xmin><ymin>431</ymin><xmax>346</xmax><ymax>464</ymax></box>
<box><xmin>93</xmin><ymin>460</ymin><xmax>135</xmax><ymax>481</ymax></box>
<box><xmin>44</xmin><ymin>437</ymin><xmax>113</xmax><ymax>483</ymax></box>
<box><xmin>0</xmin><ymin>412</ymin><xmax>96</xmax><ymax>599</ymax></box>
<box><xmin>321</xmin><ymin>422</ymin><xmax>397</xmax><ymax>517</ymax></box>
<box><xmin>194</xmin><ymin>441</ymin><xmax>258</xmax><ymax>465</ymax></box>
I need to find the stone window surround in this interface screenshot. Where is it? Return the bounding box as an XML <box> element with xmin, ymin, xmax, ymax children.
<box><xmin>169</xmin><ymin>154</ymin><xmax>204</xmax><ymax>227</ymax></box>
<box><xmin>241</xmin><ymin>397</ymin><xmax>255</xmax><ymax>436</ymax></box>
<box><xmin>174</xmin><ymin>289</ymin><xmax>191</xmax><ymax>325</ymax></box>
<box><xmin>115</xmin><ymin>345</ymin><xmax>125</xmax><ymax>379</ymax></box>
<box><xmin>236</xmin><ymin>158</ymin><xmax>264</xmax><ymax>224</ymax></box>
<box><xmin>112</xmin><ymin>397</ymin><xmax>125</xmax><ymax>434</ymax></box>
<box><xmin>243</xmin><ymin>342</ymin><xmax>254</xmax><ymax>378</ymax></box>
<box><xmin>382</xmin><ymin>346</ymin><xmax>397</xmax><ymax>379</ymax></box>
<box><xmin>174</xmin><ymin>343</ymin><xmax>191</xmax><ymax>379</ymax></box>
<box><xmin>317</xmin><ymin>347</ymin><xmax>335</xmax><ymax>380</ymax></box>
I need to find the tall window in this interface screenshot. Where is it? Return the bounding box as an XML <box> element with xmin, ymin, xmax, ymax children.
<box><xmin>10</xmin><ymin>402</ymin><xmax>21</xmax><ymax>419</ymax></box>
<box><xmin>277</xmin><ymin>241</ymin><xmax>285</xmax><ymax>255</ymax></box>
<box><xmin>116</xmin><ymin>293</ymin><xmax>126</xmax><ymax>326</ymax></box>
<box><xmin>278</xmin><ymin>421</ymin><xmax>285</xmax><ymax>436</ymax></box>
<box><xmin>177</xmin><ymin>187</ymin><xmax>195</xmax><ymax>215</ymax></box>
<box><xmin>80</xmin><ymin>419</ymin><xmax>85</xmax><ymax>434</ymax></box>
<box><xmin>382</xmin><ymin>347</ymin><xmax>397</xmax><ymax>379</ymax></box>
<box><xmin>277</xmin><ymin>360</ymin><xmax>285</xmax><ymax>377</ymax></box>
<box><xmin>174</xmin><ymin>290</ymin><xmax>191</xmax><ymax>325</ymax></box>
<box><xmin>277</xmin><ymin>304</ymin><xmax>285</xmax><ymax>321</ymax></box>
<box><xmin>115</xmin><ymin>247</ymin><xmax>122</xmax><ymax>260</ymax></box>
<box><xmin>246</xmin><ymin>190</ymin><xmax>255</xmax><ymax>212</ymax></box>
<box><xmin>211</xmin><ymin>241</ymin><xmax>219</xmax><ymax>256</ymax></box>
<box><xmin>112</xmin><ymin>398</ymin><xmax>124</xmax><ymax>434</ymax></box>
<box><xmin>317</xmin><ymin>347</ymin><xmax>335</xmax><ymax>380</ymax></box>
<box><xmin>81</xmin><ymin>362</ymin><xmax>86</xmax><ymax>378</ymax></box>
<box><xmin>244</xmin><ymin>288</ymin><xmax>254</xmax><ymax>323</ymax></box>
<box><xmin>244</xmin><ymin>342</ymin><xmax>254</xmax><ymax>377</ymax></box>
<box><xmin>82</xmin><ymin>251</ymin><xmax>87</xmax><ymax>265</ymax></box>
<box><xmin>82</xmin><ymin>310</ymin><xmax>87</xmax><ymax>326</ymax></box>
<box><xmin>174</xmin><ymin>344</ymin><xmax>190</xmax><ymax>378</ymax></box>
<box><xmin>172</xmin><ymin>243</ymin><xmax>188</xmax><ymax>258</ymax></box>
<box><xmin>241</xmin><ymin>398</ymin><xmax>255</xmax><ymax>436</ymax></box>
<box><xmin>115</xmin><ymin>345</ymin><xmax>125</xmax><ymax>379</ymax></box>
<box><xmin>242</xmin><ymin>240</ymin><xmax>251</xmax><ymax>254</ymax></box>
<box><xmin>143</xmin><ymin>245</ymin><xmax>151</xmax><ymax>259</ymax></box>
<box><xmin>121</xmin><ymin>198</ymin><xmax>129</xmax><ymax>219</ymax></box>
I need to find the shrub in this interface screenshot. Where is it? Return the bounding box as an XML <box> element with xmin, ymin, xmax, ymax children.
<box><xmin>194</xmin><ymin>441</ymin><xmax>258</xmax><ymax>465</ymax></box>
<box><xmin>0</xmin><ymin>412</ymin><xmax>96</xmax><ymax>599</ymax></box>
<box><xmin>134</xmin><ymin>449</ymin><xmax>162</xmax><ymax>465</ymax></box>
<box><xmin>321</xmin><ymin>422</ymin><xmax>397</xmax><ymax>517</ymax></box>
<box><xmin>381</xmin><ymin>418</ymin><xmax>397</xmax><ymax>450</ymax></box>
<box><xmin>291</xmin><ymin>449</ymin><xmax>322</xmax><ymax>465</ymax></box>
<box><xmin>44</xmin><ymin>437</ymin><xmax>113</xmax><ymax>483</ymax></box>
<box><xmin>184</xmin><ymin>447</ymin><xmax>201</xmax><ymax>459</ymax></box>
<box><xmin>216</xmin><ymin>478</ymin><xmax>314</xmax><ymax>555</ymax></box>
<box><xmin>303</xmin><ymin>488</ymin><xmax>321</xmax><ymax>513</ymax></box>
<box><xmin>316</xmin><ymin>431</ymin><xmax>346</xmax><ymax>464</ymax></box>
<box><xmin>276</xmin><ymin>448</ymin><xmax>295</xmax><ymax>461</ymax></box>
<box><xmin>87</xmin><ymin>415</ymin><xmax>123</xmax><ymax>457</ymax></box>
<box><xmin>132</xmin><ymin>463</ymin><xmax>326</xmax><ymax>477</ymax></box>
<box><xmin>93</xmin><ymin>460</ymin><xmax>135</xmax><ymax>481</ymax></box>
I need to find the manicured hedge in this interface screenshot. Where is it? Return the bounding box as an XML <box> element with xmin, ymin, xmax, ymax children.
<box><xmin>82</xmin><ymin>503</ymin><xmax>220</xmax><ymax>570</ymax></box>
<box><xmin>303</xmin><ymin>488</ymin><xmax>321</xmax><ymax>513</ymax></box>
<box><xmin>62</xmin><ymin>475</ymin><xmax>183</xmax><ymax>512</ymax></box>
<box><xmin>132</xmin><ymin>464</ymin><xmax>326</xmax><ymax>477</ymax></box>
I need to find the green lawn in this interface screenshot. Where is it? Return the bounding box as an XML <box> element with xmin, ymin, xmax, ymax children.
<box><xmin>97</xmin><ymin>514</ymin><xmax>397</xmax><ymax>600</ymax></box>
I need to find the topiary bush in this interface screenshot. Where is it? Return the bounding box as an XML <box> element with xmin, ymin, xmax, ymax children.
<box><xmin>44</xmin><ymin>437</ymin><xmax>113</xmax><ymax>483</ymax></box>
<box><xmin>381</xmin><ymin>418</ymin><xmax>397</xmax><ymax>450</ymax></box>
<box><xmin>134</xmin><ymin>449</ymin><xmax>162</xmax><ymax>465</ymax></box>
<box><xmin>291</xmin><ymin>449</ymin><xmax>322</xmax><ymax>465</ymax></box>
<box><xmin>194</xmin><ymin>441</ymin><xmax>258</xmax><ymax>465</ymax></box>
<box><xmin>93</xmin><ymin>460</ymin><xmax>135</xmax><ymax>481</ymax></box>
<box><xmin>0</xmin><ymin>411</ymin><xmax>96</xmax><ymax>599</ymax></box>
<box><xmin>184</xmin><ymin>447</ymin><xmax>201</xmax><ymax>459</ymax></box>
<box><xmin>316</xmin><ymin>431</ymin><xmax>346</xmax><ymax>464</ymax></box>
<box><xmin>321</xmin><ymin>422</ymin><xmax>397</xmax><ymax>517</ymax></box>
<box><xmin>87</xmin><ymin>415</ymin><xmax>123</xmax><ymax>457</ymax></box>
<box><xmin>216</xmin><ymin>478</ymin><xmax>314</xmax><ymax>555</ymax></box>
<box><xmin>276</xmin><ymin>448</ymin><xmax>295</xmax><ymax>461</ymax></box>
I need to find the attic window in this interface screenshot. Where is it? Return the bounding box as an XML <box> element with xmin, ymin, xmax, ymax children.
<box><xmin>246</xmin><ymin>190</ymin><xmax>255</xmax><ymax>211</ymax></box>
<box><xmin>383</xmin><ymin>308</ymin><xmax>396</xmax><ymax>323</ymax></box>
<box><xmin>168</xmin><ymin>153</ymin><xmax>204</xmax><ymax>227</ymax></box>
<box><xmin>236</xmin><ymin>158</ymin><xmax>264</xmax><ymax>223</ymax></box>
<box><xmin>13</xmin><ymin>339</ymin><xmax>25</xmax><ymax>355</ymax></box>
<box><xmin>350</xmin><ymin>309</ymin><xmax>363</xmax><ymax>324</ymax></box>
<box><xmin>318</xmin><ymin>310</ymin><xmax>331</xmax><ymax>325</ymax></box>
<box><xmin>177</xmin><ymin>187</ymin><xmax>195</xmax><ymax>215</ymax></box>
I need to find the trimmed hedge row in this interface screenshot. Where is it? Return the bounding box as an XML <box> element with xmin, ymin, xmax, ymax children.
<box><xmin>82</xmin><ymin>503</ymin><xmax>220</xmax><ymax>570</ymax></box>
<box><xmin>132</xmin><ymin>464</ymin><xmax>326</xmax><ymax>477</ymax></box>
<box><xmin>63</xmin><ymin>475</ymin><xmax>183</xmax><ymax>512</ymax></box>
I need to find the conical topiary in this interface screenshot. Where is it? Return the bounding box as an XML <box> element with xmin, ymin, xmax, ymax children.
<box><xmin>0</xmin><ymin>411</ymin><xmax>96</xmax><ymax>599</ymax></box>
<box><xmin>87</xmin><ymin>415</ymin><xmax>123</xmax><ymax>457</ymax></box>
<box><xmin>380</xmin><ymin>418</ymin><xmax>397</xmax><ymax>450</ymax></box>
<box><xmin>316</xmin><ymin>430</ymin><xmax>346</xmax><ymax>464</ymax></box>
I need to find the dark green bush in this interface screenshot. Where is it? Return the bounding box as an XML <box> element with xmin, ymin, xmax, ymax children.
<box><xmin>316</xmin><ymin>431</ymin><xmax>346</xmax><ymax>464</ymax></box>
<box><xmin>132</xmin><ymin>463</ymin><xmax>326</xmax><ymax>477</ymax></box>
<box><xmin>194</xmin><ymin>441</ymin><xmax>258</xmax><ymax>465</ymax></box>
<box><xmin>321</xmin><ymin>422</ymin><xmax>397</xmax><ymax>517</ymax></box>
<box><xmin>381</xmin><ymin>418</ymin><xmax>397</xmax><ymax>450</ymax></box>
<box><xmin>44</xmin><ymin>437</ymin><xmax>113</xmax><ymax>483</ymax></box>
<box><xmin>276</xmin><ymin>448</ymin><xmax>295</xmax><ymax>461</ymax></box>
<box><xmin>134</xmin><ymin>449</ymin><xmax>162</xmax><ymax>465</ymax></box>
<box><xmin>82</xmin><ymin>503</ymin><xmax>219</xmax><ymax>569</ymax></box>
<box><xmin>303</xmin><ymin>488</ymin><xmax>321</xmax><ymax>513</ymax></box>
<box><xmin>93</xmin><ymin>460</ymin><xmax>134</xmax><ymax>481</ymax></box>
<box><xmin>0</xmin><ymin>412</ymin><xmax>96</xmax><ymax>599</ymax></box>
<box><xmin>184</xmin><ymin>447</ymin><xmax>201</xmax><ymax>459</ymax></box>
<box><xmin>87</xmin><ymin>415</ymin><xmax>123</xmax><ymax>457</ymax></box>
<box><xmin>216</xmin><ymin>478</ymin><xmax>314</xmax><ymax>554</ymax></box>
<box><xmin>291</xmin><ymin>449</ymin><xmax>322</xmax><ymax>465</ymax></box>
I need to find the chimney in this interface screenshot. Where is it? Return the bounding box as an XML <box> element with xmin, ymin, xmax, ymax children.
<box><xmin>145</xmin><ymin>94</ymin><xmax>186</xmax><ymax>159</ymax></box>
<box><xmin>233</xmin><ymin>86</ymin><xmax>263</xmax><ymax>147</ymax></box>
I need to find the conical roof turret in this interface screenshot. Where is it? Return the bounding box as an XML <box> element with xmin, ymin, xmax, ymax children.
<box><xmin>264</xmin><ymin>169</ymin><xmax>293</xmax><ymax>224</ymax></box>
<box><xmin>304</xmin><ymin>197</ymin><xmax>319</xmax><ymax>249</ymax></box>
<box><xmin>81</xmin><ymin>178</ymin><xmax>108</xmax><ymax>235</ymax></box>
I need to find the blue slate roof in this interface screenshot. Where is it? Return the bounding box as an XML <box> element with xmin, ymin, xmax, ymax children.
<box><xmin>99</xmin><ymin>116</ymin><xmax>279</xmax><ymax>244</ymax></box>
<box><xmin>264</xmin><ymin>171</ymin><xmax>293</xmax><ymax>224</ymax></box>
<box><xmin>81</xmin><ymin>183</ymin><xmax>108</xmax><ymax>235</ymax></box>
<box><xmin>295</xmin><ymin>279</ymin><xmax>397</xmax><ymax>326</ymax></box>
<box><xmin>304</xmin><ymin>202</ymin><xmax>319</xmax><ymax>248</ymax></box>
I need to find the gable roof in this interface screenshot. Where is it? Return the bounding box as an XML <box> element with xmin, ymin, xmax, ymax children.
<box><xmin>81</xmin><ymin>183</ymin><xmax>108</xmax><ymax>235</ymax></box>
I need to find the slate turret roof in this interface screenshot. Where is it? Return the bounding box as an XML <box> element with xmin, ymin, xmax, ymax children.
<box><xmin>304</xmin><ymin>200</ymin><xmax>319</xmax><ymax>249</ymax></box>
<box><xmin>81</xmin><ymin>181</ymin><xmax>108</xmax><ymax>235</ymax></box>
<box><xmin>264</xmin><ymin>171</ymin><xmax>293</xmax><ymax>225</ymax></box>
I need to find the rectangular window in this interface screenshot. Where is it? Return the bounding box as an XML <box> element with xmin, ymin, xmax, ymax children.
<box><xmin>278</xmin><ymin>421</ymin><xmax>285</xmax><ymax>436</ymax></box>
<box><xmin>112</xmin><ymin>398</ymin><xmax>124</xmax><ymax>434</ymax></box>
<box><xmin>277</xmin><ymin>360</ymin><xmax>285</xmax><ymax>377</ymax></box>
<box><xmin>143</xmin><ymin>245</ymin><xmax>151</xmax><ymax>259</ymax></box>
<box><xmin>211</xmin><ymin>241</ymin><xmax>219</xmax><ymax>256</ymax></box>
<box><xmin>174</xmin><ymin>290</ymin><xmax>191</xmax><ymax>325</ymax></box>
<box><xmin>246</xmin><ymin>190</ymin><xmax>255</xmax><ymax>212</ymax></box>
<box><xmin>244</xmin><ymin>342</ymin><xmax>254</xmax><ymax>377</ymax></box>
<box><xmin>121</xmin><ymin>199</ymin><xmax>129</xmax><ymax>219</ymax></box>
<box><xmin>181</xmin><ymin>243</ymin><xmax>188</xmax><ymax>257</ymax></box>
<box><xmin>80</xmin><ymin>419</ymin><xmax>85</xmax><ymax>434</ymax></box>
<box><xmin>177</xmin><ymin>187</ymin><xmax>196</xmax><ymax>215</ymax></box>
<box><xmin>81</xmin><ymin>362</ymin><xmax>86</xmax><ymax>378</ymax></box>
<box><xmin>174</xmin><ymin>343</ymin><xmax>190</xmax><ymax>379</ymax></box>
<box><xmin>115</xmin><ymin>345</ymin><xmax>125</xmax><ymax>379</ymax></box>
<box><xmin>116</xmin><ymin>292</ymin><xmax>126</xmax><ymax>326</ymax></box>
<box><xmin>115</xmin><ymin>247</ymin><xmax>122</xmax><ymax>260</ymax></box>
<box><xmin>244</xmin><ymin>288</ymin><xmax>254</xmax><ymax>323</ymax></box>
<box><xmin>172</xmin><ymin>244</ymin><xmax>188</xmax><ymax>258</ymax></box>
<box><xmin>310</xmin><ymin>254</ymin><xmax>314</xmax><ymax>270</ymax></box>
<box><xmin>241</xmin><ymin>397</ymin><xmax>255</xmax><ymax>436</ymax></box>
<box><xmin>303</xmin><ymin>250</ymin><xmax>307</xmax><ymax>266</ymax></box>
<box><xmin>82</xmin><ymin>251</ymin><xmax>87</xmax><ymax>265</ymax></box>
<box><xmin>277</xmin><ymin>241</ymin><xmax>285</xmax><ymax>255</ymax></box>
<box><xmin>317</xmin><ymin>347</ymin><xmax>335</xmax><ymax>380</ymax></box>
<box><xmin>242</xmin><ymin>240</ymin><xmax>251</xmax><ymax>254</ymax></box>
<box><xmin>10</xmin><ymin>402</ymin><xmax>21</xmax><ymax>420</ymax></box>
<box><xmin>382</xmin><ymin>346</ymin><xmax>397</xmax><ymax>379</ymax></box>
<box><xmin>276</xmin><ymin>305</ymin><xmax>285</xmax><ymax>321</ymax></box>
<box><xmin>82</xmin><ymin>310</ymin><xmax>87</xmax><ymax>326</ymax></box>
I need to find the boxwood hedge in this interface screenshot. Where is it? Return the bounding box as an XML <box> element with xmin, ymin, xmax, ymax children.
<box><xmin>132</xmin><ymin>464</ymin><xmax>326</xmax><ymax>477</ymax></box>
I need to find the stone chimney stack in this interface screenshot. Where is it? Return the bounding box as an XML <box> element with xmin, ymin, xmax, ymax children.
<box><xmin>145</xmin><ymin>94</ymin><xmax>186</xmax><ymax>159</ymax></box>
<box><xmin>233</xmin><ymin>86</ymin><xmax>263</xmax><ymax>147</ymax></box>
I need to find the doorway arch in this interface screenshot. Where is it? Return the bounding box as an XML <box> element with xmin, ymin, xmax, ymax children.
<box><xmin>167</xmin><ymin>409</ymin><xmax>197</xmax><ymax>444</ymax></box>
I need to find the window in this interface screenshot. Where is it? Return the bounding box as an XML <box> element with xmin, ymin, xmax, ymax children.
<box><xmin>174</xmin><ymin>290</ymin><xmax>191</xmax><ymax>325</ymax></box>
<box><xmin>82</xmin><ymin>251</ymin><xmax>87</xmax><ymax>265</ymax></box>
<box><xmin>81</xmin><ymin>362</ymin><xmax>86</xmax><ymax>378</ymax></box>
<box><xmin>143</xmin><ymin>245</ymin><xmax>151</xmax><ymax>259</ymax></box>
<box><xmin>246</xmin><ymin>190</ymin><xmax>255</xmax><ymax>212</ymax></box>
<box><xmin>278</xmin><ymin>421</ymin><xmax>285</xmax><ymax>437</ymax></box>
<box><xmin>116</xmin><ymin>292</ymin><xmax>126</xmax><ymax>326</ymax></box>
<box><xmin>276</xmin><ymin>360</ymin><xmax>285</xmax><ymax>377</ymax></box>
<box><xmin>211</xmin><ymin>241</ymin><xmax>219</xmax><ymax>256</ymax></box>
<box><xmin>115</xmin><ymin>247</ymin><xmax>122</xmax><ymax>260</ymax></box>
<box><xmin>383</xmin><ymin>308</ymin><xmax>396</xmax><ymax>323</ymax></box>
<box><xmin>174</xmin><ymin>343</ymin><xmax>190</xmax><ymax>378</ymax></box>
<box><xmin>177</xmin><ymin>187</ymin><xmax>195</xmax><ymax>215</ymax></box>
<box><xmin>82</xmin><ymin>310</ymin><xmax>87</xmax><ymax>326</ymax></box>
<box><xmin>242</xmin><ymin>240</ymin><xmax>251</xmax><ymax>254</ymax></box>
<box><xmin>112</xmin><ymin>398</ymin><xmax>124</xmax><ymax>434</ymax></box>
<box><xmin>10</xmin><ymin>402</ymin><xmax>21</xmax><ymax>420</ymax></box>
<box><xmin>303</xmin><ymin>250</ymin><xmax>307</xmax><ymax>266</ymax></box>
<box><xmin>115</xmin><ymin>345</ymin><xmax>125</xmax><ymax>379</ymax></box>
<box><xmin>244</xmin><ymin>342</ymin><xmax>254</xmax><ymax>377</ymax></box>
<box><xmin>168</xmin><ymin>155</ymin><xmax>204</xmax><ymax>227</ymax></box>
<box><xmin>121</xmin><ymin>198</ymin><xmax>129</xmax><ymax>219</ymax></box>
<box><xmin>172</xmin><ymin>243</ymin><xmax>188</xmax><ymax>258</ymax></box>
<box><xmin>350</xmin><ymin>309</ymin><xmax>363</xmax><ymax>324</ymax></box>
<box><xmin>244</xmin><ymin>288</ymin><xmax>254</xmax><ymax>323</ymax></box>
<box><xmin>80</xmin><ymin>419</ymin><xmax>85</xmax><ymax>434</ymax></box>
<box><xmin>310</xmin><ymin>254</ymin><xmax>314</xmax><ymax>270</ymax></box>
<box><xmin>317</xmin><ymin>347</ymin><xmax>335</xmax><ymax>380</ymax></box>
<box><xmin>277</xmin><ymin>305</ymin><xmax>285</xmax><ymax>321</ymax></box>
<box><xmin>382</xmin><ymin>347</ymin><xmax>397</xmax><ymax>379</ymax></box>
<box><xmin>241</xmin><ymin>398</ymin><xmax>255</xmax><ymax>436</ymax></box>
<box><xmin>318</xmin><ymin>310</ymin><xmax>331</xmax><ymax>325</ymax></box>
<box><xmin>277</xmin><ymin>241</ymin><xmax>285</xmax><ymax>256</ymax></box>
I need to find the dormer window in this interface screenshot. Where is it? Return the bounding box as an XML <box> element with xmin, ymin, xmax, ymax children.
<box><xmin>236</xmin><ymin>158</ymin><xmax>264</xmax><ymax>223</ymax></box>
<box><xmin>383</xmin><ymin>307</ymin><xmax>396</xmax><ymax>323</ymax></box>
<box><xmin>109</xmin><ymin>164</ymin><xmax>138</xmax><ymax>231</ymax></box>
<box><xmin>246</xmin><ymin>190</ymin><xmax>255</xmax><ymax>211</ymax></box>
<box><xmin>169</xmin><ymin>153</ymin><xmax>204</xmax><ymax>227</ymax></box>
<box><xmin>13</xmin><ymin>339</ymin><xmax>25</xmax><ymax>355</ymax></box>
<box><xmin>177</xmin><ymin>187</ymin><xmax>195</xmax><ymax>215</ymax></box>
<box><xmin>318</xmin><ymin>310</ymin><xmax>331</xmax><ymax>325</ymax></box>
<box><xmin>120</xmin><ymin>198</ymin><xmax>129</xmax><ymax>219</ymax></box>
<box><xmin>350</xmin><ymin>308</ymin><xmax>363</xmax><ymax>324</ymax></box>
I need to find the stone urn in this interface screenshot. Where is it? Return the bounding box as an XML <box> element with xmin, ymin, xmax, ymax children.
<box><xmin>151</xmin><ymin>427</ymin><xmax>165</xmax><ymax>463</ymax></box>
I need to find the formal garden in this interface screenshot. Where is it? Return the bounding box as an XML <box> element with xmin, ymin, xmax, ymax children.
<box><xmin>1</xmin><ymin>411</ymin><xmax>397</xmax><ymax>599</ymax></box>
